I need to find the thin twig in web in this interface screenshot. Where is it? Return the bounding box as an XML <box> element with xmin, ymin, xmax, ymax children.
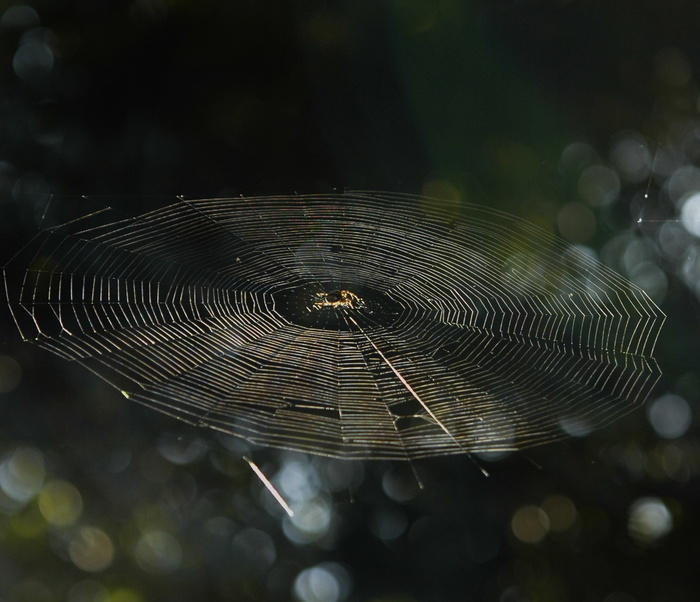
<box><xmin>244</xmin><ymin>455</ymin><xmax>294</xmax><ymax>517</ymax></box>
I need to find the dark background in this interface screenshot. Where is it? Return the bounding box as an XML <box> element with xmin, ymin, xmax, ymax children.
<box><xmin>1</xmin><ymin>1</ymin><xmax>700</xmax><ymax>601</ymax></box>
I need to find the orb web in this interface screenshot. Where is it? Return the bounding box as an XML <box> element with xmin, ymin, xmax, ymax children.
<box><xmin>2</xmin><ymin>192</ymin><xmax>665</xmax><ymax>459</ymax></box>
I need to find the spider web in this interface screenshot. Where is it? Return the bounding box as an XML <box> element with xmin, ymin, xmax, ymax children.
<box><xmin>3</xmin><ymin>192</ymin><xmax>665</xmax><ymax>460</ymax></box>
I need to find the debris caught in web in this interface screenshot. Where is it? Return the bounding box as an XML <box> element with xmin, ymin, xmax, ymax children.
<box><xmin>3</xmin><ymin>192</ymin><xmax>665</xmax><ymax>460</ymax></box>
